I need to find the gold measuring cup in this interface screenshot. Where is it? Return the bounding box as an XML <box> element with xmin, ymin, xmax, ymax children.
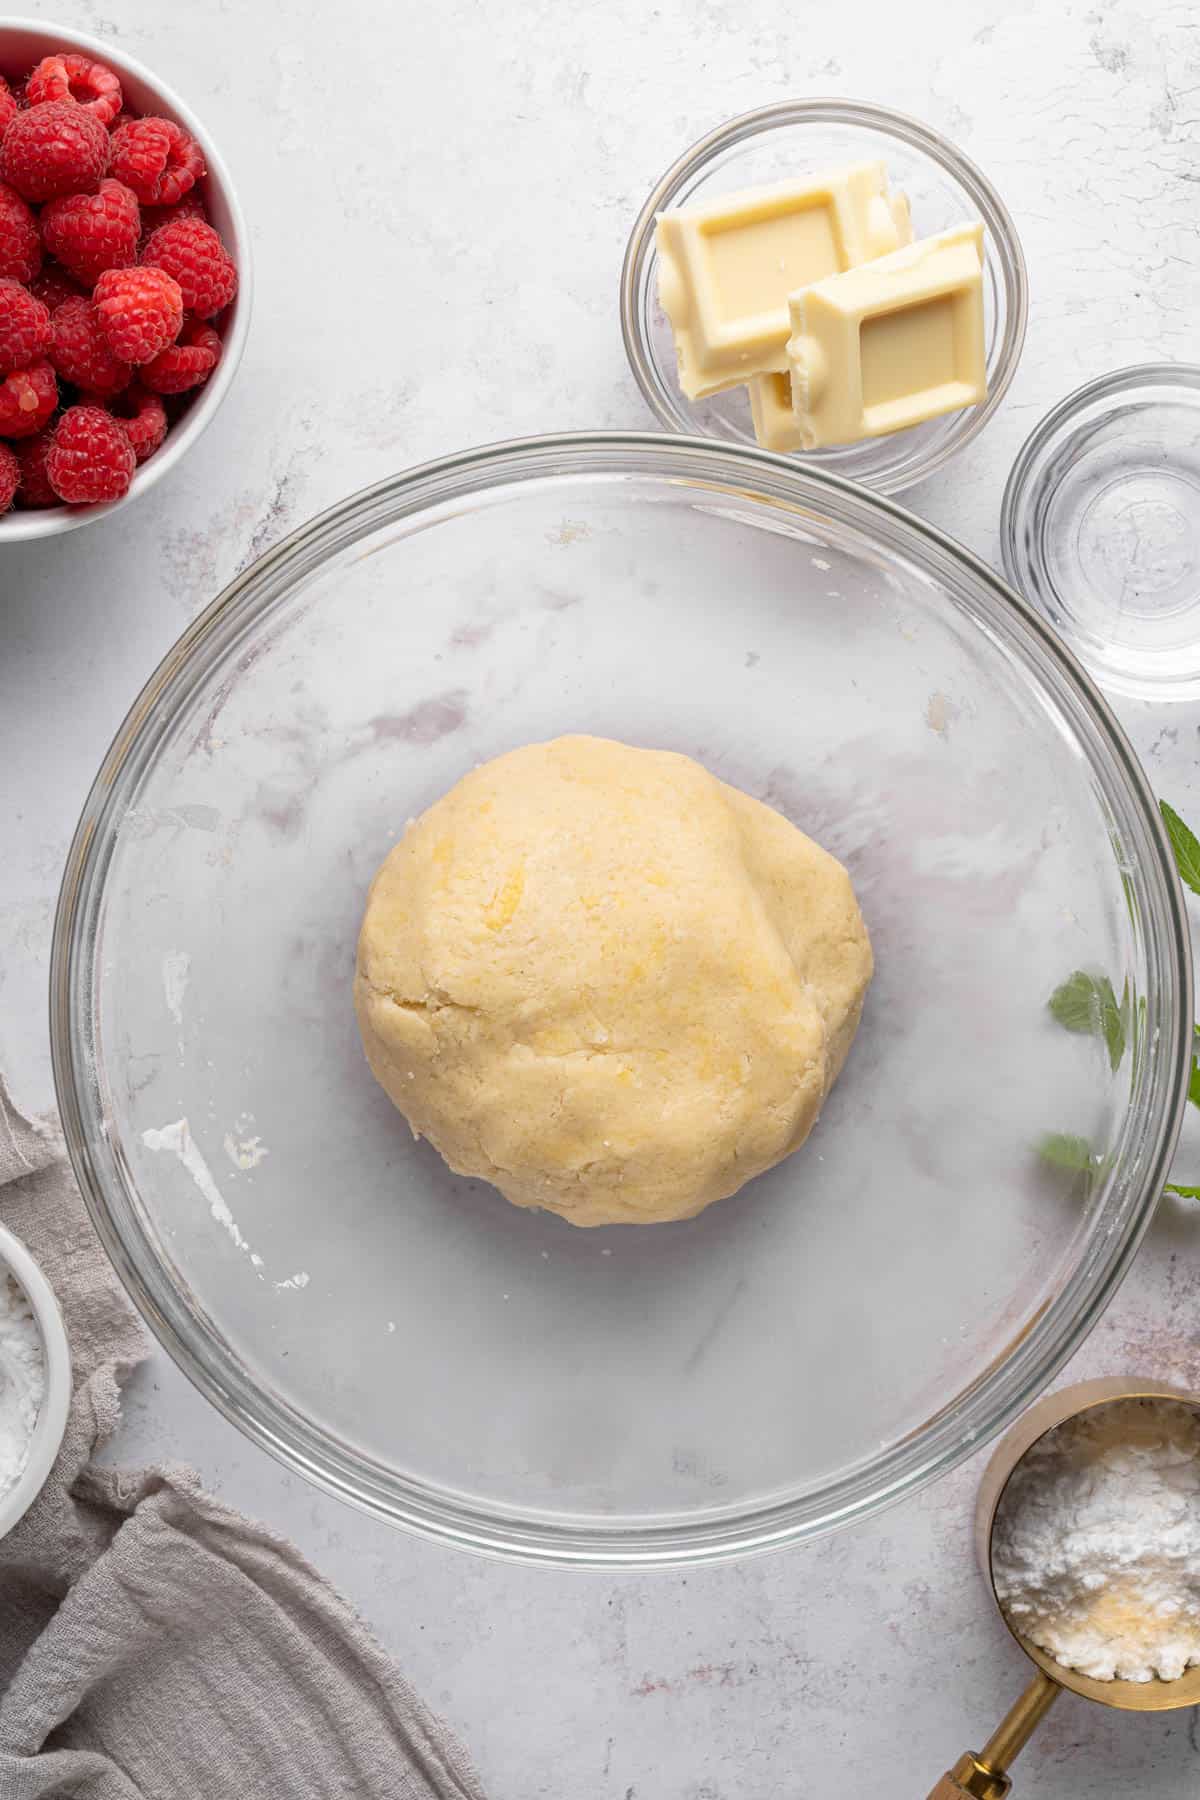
<box><xmin>928</xmin><ymin>1376</ymin><xmax>1200</xmax><ymax>1799</ymax></box>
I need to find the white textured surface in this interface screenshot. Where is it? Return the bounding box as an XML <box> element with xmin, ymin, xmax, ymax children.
<box><xmin>3</xmin><ymin>0</ymin><xmax>1200</xmax><ymax>1793</ymax></box>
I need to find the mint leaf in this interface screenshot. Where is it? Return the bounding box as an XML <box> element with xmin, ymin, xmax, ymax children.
<box><xmin>1038</xmin><ymin>1134</ymin><xmax>1115</xmax><ymax>1195</ymax></box>
<box><xmin>1039</xmin><ymin>1132</ymin><xmax>1101</xmax><ymax>1174</ymax></box>
<box><xmin>1048</xmin><ymin>971</ymin><xmax>1103</xmax><ymax>1033</ymax></box>
<box><xmin>1189</xmin><ymin>1054</ymin><xmax>1200</xmax><ymax>1111</ymax></box>
<box><xmin>1160</xmin><ymin>800</ymin><xmax>1200</xmax><ymax>897</ymax></box>
<box><xmin>1166</xmin><ymin>1182</ymin><xmax>1200</xmax><ymax>1200</ymax></box>
<box><xmin>1047</xmin><ymin>971</ymin><xmax>1126</xmax><ymax>1071</ymax></box>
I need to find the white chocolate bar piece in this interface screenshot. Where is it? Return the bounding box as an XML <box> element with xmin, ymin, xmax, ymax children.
<box><xmin>748</xmin><ymin>372</ymin><xmax>806</xmax><ymax>453</ymax></box>
<box><xmin>786</xmin><ymin>223</ymin><xmax>987</xmax><ymax>449</ymax></box>
<box><xmin>656</xmin><ymin>163</ymin><xmax>913</xmax><ymax>401</ymax></box>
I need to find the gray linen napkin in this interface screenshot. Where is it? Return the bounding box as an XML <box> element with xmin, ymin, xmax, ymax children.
<box><xmin>0</xmin><ymin>1079</ymin><xmax>487</xmax><ymax>1800</ymax></box>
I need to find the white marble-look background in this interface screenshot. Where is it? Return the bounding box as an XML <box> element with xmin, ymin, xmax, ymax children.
<box><xmin>3</xmin><ymin>1</ymin><xmax>1200</xmax><ymax>1793</ymax></box>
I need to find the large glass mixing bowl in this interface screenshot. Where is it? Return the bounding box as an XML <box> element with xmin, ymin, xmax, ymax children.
<box><xmin>52</xmin><ymin>434</ymin><xmax>1191</xmax><ymax>1567</ymax></box>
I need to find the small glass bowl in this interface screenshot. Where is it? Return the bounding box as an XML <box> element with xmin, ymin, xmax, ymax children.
<box><xmin>1002</xmin><ymin>365</ymin><xmax>1200</xmax><ymax>703</ymax></box>
<box><xmin>620</xmin><ymin>99</ymin><xmax>1028</xmax><ymax>495</ymax></box>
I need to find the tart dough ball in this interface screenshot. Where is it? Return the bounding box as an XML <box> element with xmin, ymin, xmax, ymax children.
<box><xmin>354</xmin><ymin>736</ymin><xmax>872</xmax><ymax>1226</ymax></box>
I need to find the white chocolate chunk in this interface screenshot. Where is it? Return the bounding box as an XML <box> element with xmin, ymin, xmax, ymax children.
<box><xmin>656</xmin><ymin>162</ymin><xmax>913</xmax><ymax>401</ymax></box>
<box><xmin>748</xmin><ymin>372</ymin><xmax>805</xmax><ymax>453</ymax></box>
<box><xmin>786</xmin><ymin>222</ymin><xmax>987</xmax><ymax>449</ymax></box>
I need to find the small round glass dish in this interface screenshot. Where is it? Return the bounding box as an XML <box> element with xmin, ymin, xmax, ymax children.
<box><xmin>1002</xmin><ymin>365</ymin><xmax>1200</xmax><ymax>702</ymax></box>
<box><xmin>52</xmin><ymin>434</ymin><xmax>1189</xmax><ymax>1569</ymax></box>
<box><xmin>620</xmin><ymin>99</ymin><xmax>1028</xmax><ymax>495</ymax></box>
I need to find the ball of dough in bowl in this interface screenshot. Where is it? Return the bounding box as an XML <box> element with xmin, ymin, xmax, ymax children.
<box><xmin>355</xmin><ymin>736</ymin><xmax>872</xmax><ymax>1227</ymax></box>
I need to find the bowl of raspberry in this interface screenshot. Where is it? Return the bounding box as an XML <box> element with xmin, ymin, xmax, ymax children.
<box><xmin>0</xmin><ymin>20</ymin><xmax>249</xmax><ymax>539</ymax></box>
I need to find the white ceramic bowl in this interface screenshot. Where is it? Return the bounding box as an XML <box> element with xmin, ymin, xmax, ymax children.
<box><xmin>0</xmin><ymin>1222</ymin><xmax>71</xmax><ymax>1540</ymax></box>
<box><xmin>0</xmin><ymin>18</ymin><xmax>252</xmax><ymax>541</ymax></box>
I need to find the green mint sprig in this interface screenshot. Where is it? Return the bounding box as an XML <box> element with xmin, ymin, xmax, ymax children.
<box><xmin>1041</xmin><ymin>797</ymin><xmax>1200</xmax><ymax>1198</ymax></box>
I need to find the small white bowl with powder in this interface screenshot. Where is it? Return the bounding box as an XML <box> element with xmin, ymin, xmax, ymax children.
<box><xmin>0</xmin><ymin>1225</ymin><xmax>71</xmax><ymax>1542</ymax></box>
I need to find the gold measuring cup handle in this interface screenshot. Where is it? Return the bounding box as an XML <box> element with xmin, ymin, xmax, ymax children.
<box><xmin>926</xmin><ymin>1670</ymin><xmax>1060</xmax><ymax>1798</ymax></box>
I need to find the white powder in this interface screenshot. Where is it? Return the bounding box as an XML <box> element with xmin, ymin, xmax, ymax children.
<box><xmin>162</xmin><ymin>950</ymin><xmax>191</xmax><ymax>1026</ymax></box>
<box><xmin>223</xmin><ymin>1130</ymin><xmax>268</xmax><ymax>1171</ymax></box>
<box><xmin>993</xmin><ymin>1398</ymin><xmax>1200</xmax><ymax>1682</ymax></box>
<box><xmin>143</xmin><ymin>1117</ymin><xmax>258</xmax><ymax>1263</ymax></box>
<box><xmin>0</xmin><ymin>1267</ymin><xmax>45</xmax><ymax>1501</ymax></box>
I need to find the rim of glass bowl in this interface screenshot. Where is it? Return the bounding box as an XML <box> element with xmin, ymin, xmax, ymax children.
<box><xmin>619</xmin><ymin>98</ymin><xmax>1029</xmax><ymax>497</ymax></box>
<box><xmin>51</xmin><ymin>431</ymin><xmax>1190</xmax><ymax>1569</ymax></box>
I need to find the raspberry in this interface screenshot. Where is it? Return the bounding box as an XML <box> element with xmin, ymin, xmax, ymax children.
<box><xmin>0</xmin><ymin>359</ymin><xmax>57</xmax><ymax>436</ymax></box>
<box><xmin>0</xmin><ymin>279</ymin><xmax>51</xmax><ymax>373</ymax></box>
<box><xmin>139</xmin><ymin>189</ymin><xmax>206</xmax><ymax>244</ymax></box>
<box><xmin>141</xmin><ymin>316</ymin><xmax>220</xmax><ymax>394</ymax></box>
<box><xmin>29</xmin><ymin>259</ymin><xmax>82</xmax><ymax>311</ymax></box>
<box><xmin>108</xmin><ymin>116</ymin><xmax>203</xmax><ymax>206</ymax></box>
<box><xmin>42</xmin><ymin>178</ymin><xmax>140</xmax><ymax>284</ymax></box>
<box><xmin>45</xmin><ymin>401</ymin><xmax>134</xmax><ymax>502</ymax></box>
<box><xmin>107</xmin><ymin>380</ymin><xmax>167</xmax><ymax>461</ymax></box>
<box><xmin>93</xmin><ymin>264</ymin><xmax>182</xmax><ymax>364</ymax></box>
<box><xmin>142</xmin><ymin>216</ymin><xmax>235</xmax><ymax>319</ymax></box>
<box><xmin>0</xmin><ymin>101</ymin><xmax>110</xmax><ymax>202</ymax></box>
<box><xmin>0</xmin><ymin>79</ymin><xmax>16</xmax><ymax>136</ymax></box>
<box><xmin>0</xmin><ymin>181</ymin><xmax>41</xmax><ymax>282</ymax></box>
<box><xmin>50</xmin><ymin>293</ymin><xmax>131</xmax><ymax>396</ymax></box>
<box><xmin>0</xmin><ymin>440</ymin><xmax>17</xmax><ymax>509</ymax></box>
<box><xmin>15</xmin><ymin>428</ymin><xmax>57</xmax><ymax>505</ymax></box>
<box><xmin>26</xmin><ymin>53</ymin><xmax>123</xmax><ymax>127</ymax></box>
